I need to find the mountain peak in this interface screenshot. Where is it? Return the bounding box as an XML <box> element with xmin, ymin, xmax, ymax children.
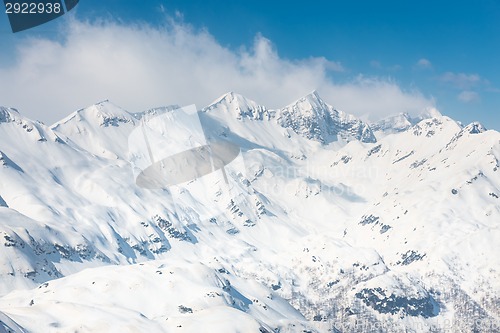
<box><xmin>204</xmin><ymin>92</ymin><xmax>269</xmax><ymax>120</ymax></box>
<box><xmin>287</xmin><ymin>90</ymin><xmax>328</xmax><ymax>113</ymax></box>
<box><xmin>371</xmin><ymin>112</ymin><xmax>415</xmax><ymax>134</ymax></box>
<box><xmin>464</xmin><ymin>121</ymin><xmax>487</xmax><ymax>134</ymax></box>
<box><xmin>371</xmin><ymin>108</ymin><xmax>444</xmax><ymax>138</ymax></box>
<box><xmin>217</xmin><ymin>91</ymin><xmax>239</xmax><ymax>101</ymax></box>
<box><xmin>0</xmin><ymin>106</ymin><xmax>57</xmax><ymax>143</ymax></box>
<box><xmin>210</xmin><ymin>91</ymin><xmax>258</xmax><ymax>107</ymax></box>
<box><xmin>53</xmin><ymin>100</ymin><xmax>135</xmax><ymax>129</ymax></box>
<box><xmin>0</xmin><ymin>107</ymin><xmax>21</xmax><ymax>123</ymax></box>
<box><xmin>50</xmin><ymin>100</ymin><xmax>137</xmax><ymax>160</ymax></box>
<box><xmin>278</xmin><ymin>92</ymin><xmax>376</xmax><ymax>143</ymax></box>
<box><xmin>303</xmin><ymin>90</ymin><xmax>324</xmax><ymax>103</ymax></box>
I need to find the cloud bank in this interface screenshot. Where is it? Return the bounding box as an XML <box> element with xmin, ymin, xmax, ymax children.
<box><xmin>0</xmin><ymin>18</ymin><xmax>435</xmax><ymax>124</ymax></box>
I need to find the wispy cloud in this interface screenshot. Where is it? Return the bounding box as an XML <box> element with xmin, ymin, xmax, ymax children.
<box><xmin>457</xmin><ymin>90</ymin><xmax>480</xmax><ymax>103</ymax></box>
<box><xmin>438</xmin><ymin>72</ymin><xmax>482</xmax><ymax>89</ymax></box>
<box><xmin>324</xmin><ymin>60</ymin><xmax>345</xmax><ymax>72</ymax></box>
<box><xmin>415</xmin><ymin>58</ymin><xmax>432</xmax><ymax>69</ymax></box>
<box><xmin>0</xmin><ymin>18</ymin><xmax>434</xmax><ymax>124</ymax></box>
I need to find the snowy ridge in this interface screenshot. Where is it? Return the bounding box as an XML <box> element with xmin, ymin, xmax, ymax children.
<box><xmin>371</xmin><ymin>107</ymin><xmax>445</xmax><ymax>139</ymax></box>
<box><xmin>275</xmin><ymin>91</ymin><xmax>376</xmax><ymax>143</ymax></box>
<box><xmin>0</xmin><ymin>107</ymin><xmax>20</xmax><ymax>123</ymax></box>
<box><xmin>371</xmin><ymin>112</ymin><xmax>416</xmax><ymax>134</ymax></box>
<box><xmin>0</xmin><ymin>93</ymin><xmax>499</xmax><ymax>332</ymax></box>
<box><xmin>204</xmin><ymin>92</ymin><xmax>272</xmax><ymax>121</ymax></box>
<box><xmin>204</xmin><ymin>91</ymin><xmax>376</xmax><ymax>144</ymax></box>
<box><xmin>464</xmin><ymin>121</ymin><xmax>487</xmax><ymax>134</ymax></box>
<box><xmin>52</xmin><ymin>100</ymin><xmax>137</xmax><ymax>159</ymax></box>
<box><xmin>0</xmin><ymin>311</ymin><xmax>25</xmax><ymax>333</ymax></box>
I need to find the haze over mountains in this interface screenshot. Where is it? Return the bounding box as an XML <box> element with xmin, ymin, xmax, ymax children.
<box><xmin>0</xmin><ymin>92</ymin><xmax>498</xmax><ymax>332</ymax></box>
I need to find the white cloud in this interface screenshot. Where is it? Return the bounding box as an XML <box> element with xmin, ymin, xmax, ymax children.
<box><xmin>457</xmin><ymin>90</ymin><xmax>480</xmax><ymax>103</ymax></box>
<box><xmin>0</xmin><ymin>19</ymin><xmax>434</xmax><ymax>124</ymax></box>
<box><xmin>438</xmin><ymin>72</ymin><xmax>482</xmax><ymax>89</ymax></box>
<box><xmin>416</xmin><ymin>58</ymin><xmax>432</xmax><ymax>69</ymax></box>
<box><xmin>319</xmin><ymin>76</ymin><xmax>434</xmax><ymax>121</ymax></box>
<box><xmin>323</xmin><ymin>59</ymin><xmax>345</xmax><ymax>72</ymax></box>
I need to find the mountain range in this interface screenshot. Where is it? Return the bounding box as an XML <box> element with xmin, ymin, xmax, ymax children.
<box><xmin>0</xmin><ymin>92</ymin><xmax>498</xmax><ymax>332</ymax></box>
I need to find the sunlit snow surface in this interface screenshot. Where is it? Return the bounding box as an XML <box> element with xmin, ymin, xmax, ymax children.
<box><xmin>0</xmin><ymin>93</ymin><xmax>498</xmax><ymax>332</ymax></box>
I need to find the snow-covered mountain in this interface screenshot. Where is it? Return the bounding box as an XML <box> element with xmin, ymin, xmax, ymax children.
<box><xmin>371</xmin><ymin>112</ymin><xmax>417</xmax><ymax>134</ymax></box>
<box><xmin>0</xmin><ymin>93</ymin><xmax>498</xmax><ymax>332</ymax></box>
<box><xmin>370</xmin><ymin>108</ymin><xmax>443</xmax><ymax>137</ymax></box>
<box><xmin>277</xmin><ymin>91</ymin><xmax>376</xmax><ymax>144</ymax></box>
<box><xmin>203</xmin><ymin>91</ymin><xmax>375</xmax><ymax>144</ymax></box>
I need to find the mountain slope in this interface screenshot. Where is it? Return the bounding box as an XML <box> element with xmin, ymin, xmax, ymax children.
<box><xmin>51</xmin><ymin>100</ymin><xmax>137</xmax><ymax>159</ymax></box>
<box><xmin>0</xmin><ymin>259</ymin><xmax>314</xmax><ymax>333</ymax></box>
<box><xmin>0</xmin><ymin>93</ymin><xmax>498</xmax><ymax>332</ymax></box>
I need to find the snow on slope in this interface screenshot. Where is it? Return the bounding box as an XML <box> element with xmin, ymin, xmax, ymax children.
<box><xmin>371</xmin><ymin>112</ymin><xmax>416</xmax><ymax>134</ymax></box>
<box><xmin>0</xmin><ymin>259</ymin><xmax>315</xmax><ymax>333</ymax></box>
<box><xmin>52</xmin><ymin>100</ymin><xmax>137</xmax><ymax>160</ymax></box>
<box><xmin>371</xmin><ymin>107</ymin><xmax>443</xmax><ymax>139</ymax></box>
<box><xmin>0</xmin><ymin>93</ymin><xmax>499</xmax><ymax>332</ymax></box>
<box><xmin>0</xmin><ymin>311</ymin><xmax>25</xmax><ymax>333</ymax></box>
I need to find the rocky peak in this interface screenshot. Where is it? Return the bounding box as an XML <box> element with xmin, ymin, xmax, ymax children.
<box><xmin>0</xmin><ymin>107</ymin><xmax>21</xmax><ymax>123</ymax></box>
<box><xmin>277</xmin><ymin>91</ymin><xmax>376</xmax><ymax>144</ymax></box>
<box><xmin>464</xmin><ymin>121</ymin><xmax>487</xmax><ymax>134</ymax></box>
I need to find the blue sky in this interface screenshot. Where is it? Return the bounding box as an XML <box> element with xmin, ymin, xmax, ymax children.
<box><xmin>0</xmin><ymin>0</ymin><xmax>498</xmax><ymax>129</ymax></box>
